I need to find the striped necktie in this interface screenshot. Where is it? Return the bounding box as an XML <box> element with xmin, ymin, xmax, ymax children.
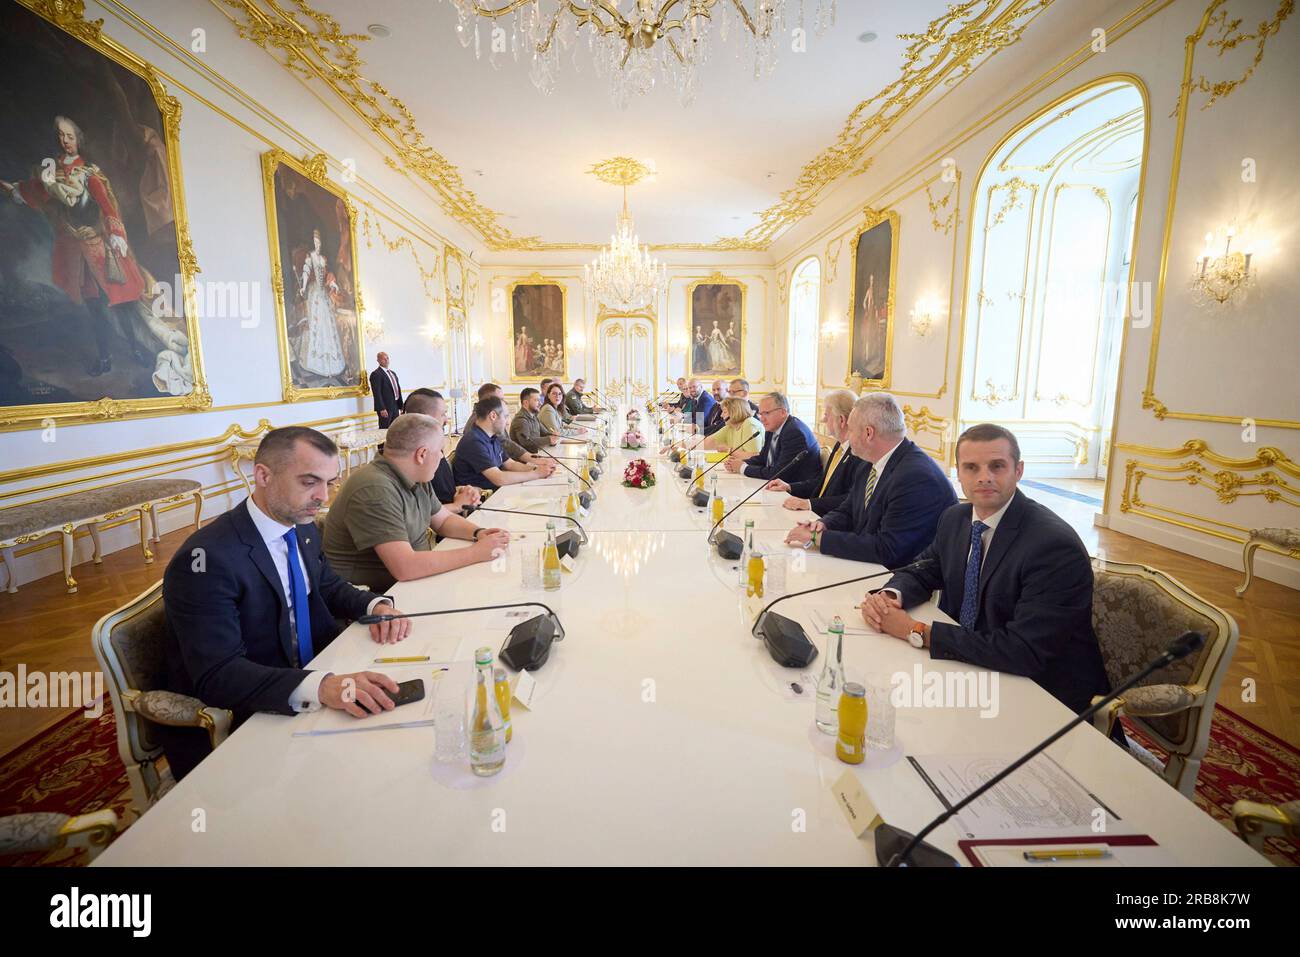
<box><xmin>861</xmin><ymin>465</ymin><xmax>879</xmax><ymax>510</ymax></box>
<box><xmin>818</xmin><ymin>444</ymin><xmax>845</xmax><ymax>496</ymax></box>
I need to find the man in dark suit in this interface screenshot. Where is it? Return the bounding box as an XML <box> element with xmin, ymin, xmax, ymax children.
<box><xmin>785</xmin><ymin>393</ymin><xmax>954</xmax><ymax>565</ymax></box>
<box><xmin>701</xmin><ymin>380</ymin><xmax>727</xmax><ymax>436</ymax></box>
<box><xmin>683</xmin><ymin>379</ymin><xmax>717</xmax><ymax>435</ymax></box>
<box><xmin>724</xmin><ymin>391</ymin><xmax>821</xmax><ymax>485</ymax></box>
<box><xmin>369</xmin><ymin>351</ymin><xmax>403</xmax><ymax>428</ymax></box>
<box><xmin>861</xmin><ymin>424</ymin><xmax>1111</xmax><ymax>716</ymax></box>
<box><xmin>159</xmin><ymin>427</ymin><xmax>413</xmax><ymax>779</ymax></box>
<box><xmin>766</xmin><ymin>388</ymin><xmax>864</xmax><ymax>516</ymax></box>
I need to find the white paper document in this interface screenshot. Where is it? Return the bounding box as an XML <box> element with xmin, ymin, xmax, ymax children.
<box><xmin>907</xmin><ymin>752</ymin><xmax>1125</xmax><ymax>839</ymax></box>
<box><xmin>810</xmin><ymin>607</ymin><xmax>877</xmax><ymax>637</ymax></box>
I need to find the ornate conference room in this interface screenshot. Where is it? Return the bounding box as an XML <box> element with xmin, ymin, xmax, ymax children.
<box><xmin>0</xmin><ymin>0</ymin><xmax>1296</xmax><ymax>901</ymax></box>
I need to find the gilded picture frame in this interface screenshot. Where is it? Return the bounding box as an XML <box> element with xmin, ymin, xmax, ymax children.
<box><xmin>444</xmin><ymin>245</ymin><xmax>465</xmax><ymax>310</ymax></box>
<box><xmin>508</xmin><ymin>275</ymin><xmax>567</xmax><ymax>382</ymax></box>
<box><xmin>260</xmin><ymin>148</ymin><xmax>367</xmax><ymax>402</ymax></box>
<box><xmin>685</xmin><ymin>273</ymin><xmax>745</xmax><ymax>379</ymax></box>
<box><xmin>847</xmin><ymin>208</ymin><xmax>899</xmax><ymax>388</ymax></box>
<box><xmin>0</xmin><ymin>0</ymin><xmax>210</xmax><ymax>432</ymax></box>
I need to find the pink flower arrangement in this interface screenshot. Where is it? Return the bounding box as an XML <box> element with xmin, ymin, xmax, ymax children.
<box><xmin>621</xmin><ymin>429</ymin><xmax>645</xmax><ymax>449</ymax></box>
<box><xmin>622</xmin><ymin>458</ymin><xmax>656</xmax><ymax>489</ymax></box>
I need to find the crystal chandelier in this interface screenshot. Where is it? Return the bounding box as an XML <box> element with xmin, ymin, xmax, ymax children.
<box><xmin>445</xmin><ymin>0</ymin><xmax>836</xmax><ymax>107</ymax></box>
<box><xmin>584</xmin><ymin>157</ymin><xmax>667</xmax><ymax>310</ymax></box>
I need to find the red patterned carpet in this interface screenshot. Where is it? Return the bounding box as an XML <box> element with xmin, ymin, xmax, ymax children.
<box><xmin>2</xmin><ymin>697</ymin><xmax>1296</xmax><ymax>865</ymax></box>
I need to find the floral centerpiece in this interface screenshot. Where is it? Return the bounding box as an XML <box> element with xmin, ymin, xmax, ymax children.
<box><xmin>621</xmin><ymin>428</ymin><xmax>645</xmax><ymax>449</ymax></box>
<box><xmin>622</xmin><ymin>458</ymin><xmax>656</xmax><ymax>489</ymax></box>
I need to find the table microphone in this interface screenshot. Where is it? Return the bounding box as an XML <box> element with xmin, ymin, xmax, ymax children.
<box><xmin>750</xmin><ymin>558</ymin><xmax>937</xmax><ymax>667</ymax></box>
<box><xmin>538</xmin><ymin>447</ymin><xmax>596</xmax><ymax>506</ymax></box>
<box><xmin>464</xmin><ymin>505</ymin><xmax>587</xmax><ymax>554</ymax></box>
<box><xmin>708</xmin><ymin>450</ymin><xmax>810</xmax><ymax>560</ymax></box>
<box><xmin>684</xmin><ymin>434</ymin><xmax>758</xmax><ymax>506</ymax></box>
<box><xmin>879</xmin><ymin>630</ymin><xmax>1207</xmax><ymax>868</ymax></box>
<box><xmin>358</xmin><ymin>601</ymin><xmax>568</xmax><ymax>672</ymax></box>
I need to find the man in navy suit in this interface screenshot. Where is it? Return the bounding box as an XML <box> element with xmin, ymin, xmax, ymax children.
<box><xmin>724</xmin><ymin>391</ymin><xmax>821</xmax><ymax>485</ymax></box>
<box><xmin>785</xmin><ymin>393</ymin><xmax>954</xmax><ymax>565</ymax></box>
<box><xmin>862</xmin><ymin>424</ymin><xmax>1110</xmax><ymax>716</ymax></box>
<box><xmin>160</xmin><ymin>427</ymin><xmax>413</xmax><ymax>779</ymax></box>
<box><xmin>369</xmin><ymin>351</ymin><xmax>403</xmax><ymax>428</ymax></box>
<box><xmin>766</xmin><ymin>389</ymin><xmax>865</xmax><ymax>516</ymax></box>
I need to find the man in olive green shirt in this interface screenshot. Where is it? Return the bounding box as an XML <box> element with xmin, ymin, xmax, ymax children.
<box><xmin>324</xmin><ymin>414</ymin><xmax>510</xmax><ymax>592</ymax></box>
<box><xmin>509</xmin><ymin>386</ymin><xmax>559</xmax><ymax>455</ymax></box>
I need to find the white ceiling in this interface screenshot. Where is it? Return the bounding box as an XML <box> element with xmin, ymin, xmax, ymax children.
<box><xmin>313</xmin><ymin>0</ymin><xmax>961</xmax><ymax>247</ymax></box>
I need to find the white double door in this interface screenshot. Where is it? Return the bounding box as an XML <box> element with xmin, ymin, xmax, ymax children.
<box><xmin>595</xmin><ymin>312</ymin><xmax>655</xmax><ymax>409</ymax></box>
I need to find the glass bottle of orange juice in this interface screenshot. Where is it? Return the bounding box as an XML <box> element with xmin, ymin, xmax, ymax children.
<box><xmin>565</xmin><ymin>478</ymin><xmax>578</xmax><ymax>517</ymax></box>
<box><xmin>747</xmin><ymin>541</ymin><xmax>765</xmax><ymax>598</ymax></box>
<box><xmin>493</xmin><ymin>667</ymin><xmax>513</xmax><ymax>743</ymax></box>
<box><xmin>710</xmin><ymin>475</ymin><xmax>725</xmax><ymax>524</ymax></box>
<box><xmin>692</xmin><ymin>454</ymin><xmax>704</xmax><ymax>491</ymax></box>
<box><xmin>836</xmin><ymin>683</ymin><xmax>868</xmax><ymax>764</ymax></box>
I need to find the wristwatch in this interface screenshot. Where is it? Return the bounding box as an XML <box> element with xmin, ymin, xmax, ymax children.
<box><xmin>907</xmin><ymin>622</ymin><xmax>927</xmax><ymax>649</ymax></box>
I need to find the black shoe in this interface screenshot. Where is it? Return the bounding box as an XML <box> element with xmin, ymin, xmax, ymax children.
<box><xmin>88</xmin><ymin>357</ymin><xmax>111</xmax><ymax>376</ymax></box>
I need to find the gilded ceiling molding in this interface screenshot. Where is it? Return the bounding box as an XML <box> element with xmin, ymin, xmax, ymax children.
<box><xmin>721</xmin><ymin>0</ymin><xmax>1053</xmax><ymax>250</ymax></box>
<box><xmin>219</xmin><ymin>0</ymin><xmax>538</xmax><ymax>250</ymax></box>
<box><xmin>218</xmin><ymin>0</ymin><xmax>1050</xmax><ymax>252</ymax></box>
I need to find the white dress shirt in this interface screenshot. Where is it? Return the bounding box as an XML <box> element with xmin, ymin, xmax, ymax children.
<box><xmin>245</xmin><ymin>498</ymin><xmax>389</xmax><ymax>712</ymax></box>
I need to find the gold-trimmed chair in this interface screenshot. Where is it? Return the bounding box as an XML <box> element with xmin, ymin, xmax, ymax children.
<box><xmin>0</xmin><ymin>809</ymin><xmax>119</xmax><ymax>862</ymax></box>
<box><xmin>92</xmin><ymin>581</ymin><xmax>232</xmax><ymax>820</ymax></box>
<box><xmin>1231</xmin><ymin>799</ymin><xmax>1299</xmax><ymax>854</ymax></box>
<box><xmin>1090</xmin><ymin>559</ymin><xmax>1239</xmax><ymax>798</ymax></box>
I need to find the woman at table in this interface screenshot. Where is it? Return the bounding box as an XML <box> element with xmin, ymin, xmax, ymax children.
<box><xmin>541</xmin><ymin>381</ymin><xmax>590</xmax><ymax>444</ymax></box>
<box><xmin>697</xmin><ymin>397</ymin><xmax>763</xmax><ymax>455</ymax></box>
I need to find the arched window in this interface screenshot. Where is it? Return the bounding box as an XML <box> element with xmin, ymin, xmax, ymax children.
<box><xmin>786</xmin><ymin>256</ymin><xmax>820</xmax><ymax>421</ymax></box>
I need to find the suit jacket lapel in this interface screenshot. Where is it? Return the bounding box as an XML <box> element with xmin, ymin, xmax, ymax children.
<box><xmin>233</xmin><ymin>501</ymin><xmax>295</xmax><ymax>659</ymax></box>
<box><xmin>977</xmin><ymin>489</ymin><xmax>1026</xmax><ymax>603</ymax></box>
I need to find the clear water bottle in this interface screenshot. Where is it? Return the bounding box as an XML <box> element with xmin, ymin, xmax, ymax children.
<box><xmin>815</xmin><ymin>616</ymin><xmax>846</xmax><ymax>734</ymax></box>
<box><xmin>737</xmin><ymin>519</ymin><xmax>755</xmax><ymax>587</ymax></box>
<box><xmin>469</xmin><ymin>647</ymin><xmax>507</xmax><ymax>776</ymax></box>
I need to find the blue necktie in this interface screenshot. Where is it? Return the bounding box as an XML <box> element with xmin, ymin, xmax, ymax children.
<box><xmin>959</xmin><ymin>521</ymin><xmax>990</xmax><ymax>630</ymax></box>
<box><xmin>282</xmin><ymin>528</ymin><xmax>313</xmax><ymax>666</ymax></box>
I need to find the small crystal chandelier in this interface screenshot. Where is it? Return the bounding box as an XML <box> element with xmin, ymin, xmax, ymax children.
<box><xmin>584</xmin><ymin>157</ymin><xmax>666</xmax><ymax>310</ymax></box>
<box><xmin>445</xmin><ymin>0</ymin><xmax>836</xmax><ymax>108</ymax></box>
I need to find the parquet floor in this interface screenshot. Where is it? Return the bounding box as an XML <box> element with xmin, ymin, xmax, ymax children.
<box><xmin>0</xmin><ymin>506</ymin><xmax>1296</xmax><ymax>757</ymax></box>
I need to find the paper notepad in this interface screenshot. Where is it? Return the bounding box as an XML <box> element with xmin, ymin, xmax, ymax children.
<box><xmin>291</xmin><ymin>669</ymin><xmax>449</xmax><ymax>736</ymax></box>
<box><xmin>810</xmin><ymin>608</ymin><xmax>876</xmax><ymax>637</ymax></box>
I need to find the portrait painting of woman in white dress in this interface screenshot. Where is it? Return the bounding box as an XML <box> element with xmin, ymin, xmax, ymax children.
<box><xmin>293</xmin><ymin>228</ymin><xmax>346</xmax><ymax>378</ymax></box>
<box><xmin>688</xmin><ymin>280</ymin><xmax>744</xmax><ymax>377</ymax></box>
<box><xmin>265</xmin><ymin>151</ymin><xmax>364</xmax><ymax>398</ymax></box>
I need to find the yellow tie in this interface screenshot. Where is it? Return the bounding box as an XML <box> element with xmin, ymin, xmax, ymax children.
<box><xmin>818</xmin><ymin>444</ymin><xmax>845</xmax><ymax>497</ymax></box>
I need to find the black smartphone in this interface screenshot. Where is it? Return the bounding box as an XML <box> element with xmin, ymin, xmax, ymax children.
<box><xmin>357</xmin><ymin>678</ymin><xmax>424</xmax><ymax>713</ymax></box>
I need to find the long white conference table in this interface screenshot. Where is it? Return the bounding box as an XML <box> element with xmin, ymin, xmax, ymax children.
<box><xmin>98</xmin><ymin>418</ymin><xmax>1265</xmax><ymax>866</ymax></box>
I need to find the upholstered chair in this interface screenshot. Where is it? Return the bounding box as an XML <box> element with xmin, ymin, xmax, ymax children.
<box><xmin>1231</xmin><ymin>799</ymin><xmax>1300</xmax><ymax>853</ymax></box>
<box><xmin>92</xmin><ymin>581</ymin><xmax>232</xmax><ymax>820</ymax></box>
<box><xmin>1090</xmin><ymin>560</ymin><xmax>1239</xmax><ymax>798</ymax></box>
<box><xmin>0</xmin><ymin>809</ymin><xmax>118</xmax><ymax>861</ymax></box>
